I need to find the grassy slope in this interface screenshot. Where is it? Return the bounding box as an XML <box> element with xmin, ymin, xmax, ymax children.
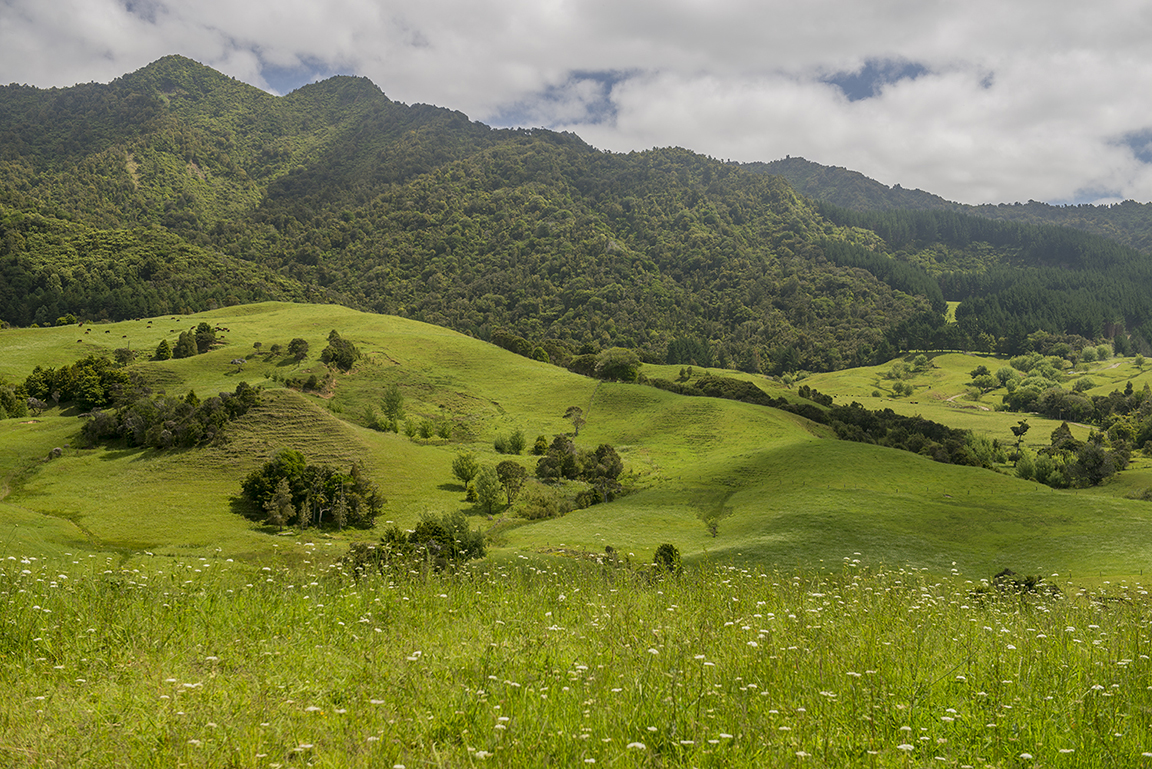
<box><xmin>3</xmin><ymin>303</ymin><xmax>1152</xmax><ymax>578</ymax></box>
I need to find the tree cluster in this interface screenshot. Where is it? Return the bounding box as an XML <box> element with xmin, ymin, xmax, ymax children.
<box><xmin>81</xmin><ymin>382</ymin><xmax>260</xmax><ymax>449</ymax></box>
<box><xmin>345</xmin><ymin>512</ymin><xmax>485</xmax><ymax>574</ymax></box>
<box><xmin>1016</xmin><ymin>422</ymin><xmax>1129</xmax><ymax>489</ymax></box>
<box><xmin>240</xmin><ymin>448</ymin><xmax>383</xmax><ymax>530</ymax></box>
<box><xmin>24</xmin><ymin>353</ymin><xmax>132</xmax><ymax>410</ymax></box>
<box><xmin>536</xmin><ymin>436</ymin><xmax>624</xmax><ymax>505</ymax></box>
<box><xmin>319</xmin><ymin>329</ymin><xmax>361</xmax><ymax>371</ymax></box>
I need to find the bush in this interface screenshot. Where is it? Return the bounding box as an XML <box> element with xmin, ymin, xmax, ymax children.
<box><xmin>653</xmin><ymin>544</ymin><xmax>681</xmax><ymax>573</ymax></box>
<box><xmin>320</xmin><ymin>330</ymin><xmax>361</xmax><ymax>371</ymax></box>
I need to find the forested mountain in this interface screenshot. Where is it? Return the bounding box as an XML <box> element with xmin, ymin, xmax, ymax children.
<box><xmin>4</xmin><ymin>55</ymin><xmax>1152</xmax><ymax>371</ymax></box>
<box><xmin>752</xmin><ymin>156</ymin><xmax>1152</xmax><ymax>255</ymax></box>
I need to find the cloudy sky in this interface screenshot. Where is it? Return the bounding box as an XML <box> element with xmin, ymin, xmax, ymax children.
<box><xmin>3</xmin><ymin>0</ymin><xmax>1152</xmax><ymax>205</ymax></box>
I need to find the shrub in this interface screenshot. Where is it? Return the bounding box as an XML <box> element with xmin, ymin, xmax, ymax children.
<box><xmin>653</xmin><ymin>544</ymin><xmax>681</xmax><ymax>573</ymax></box>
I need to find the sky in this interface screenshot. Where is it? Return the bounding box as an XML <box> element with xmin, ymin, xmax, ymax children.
<box><xmin>3</xmin><ymin>0</ymin><xmax>1152</xmax><ymax>205</ymax></box>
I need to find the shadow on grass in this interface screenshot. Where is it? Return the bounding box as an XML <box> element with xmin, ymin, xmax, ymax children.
<box><xmin>437</xmin><ymin>482</ymin><xmax>466</xmax><ymax>493</ymax></box>
<box><xmin>229</xmin><ymin>495</ymin><xmax>262</xmax><ymax>523</ymax></box>
<box><xmin>96</xmin><ymin>445</ymin><xmax>148</xmax><ymax>462</ymax></box>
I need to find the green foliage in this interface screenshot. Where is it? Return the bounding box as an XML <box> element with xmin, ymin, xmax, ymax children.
<box><xmin>381</xmin><ymin>384</ymin><xmax>404</xmax><ymax>422</ymax></box>
<box><xmin>82</xmin><ymin>381</ymin><xmax>260</xmax><ymax>449</ymax></box>
<box><xmin>494</xmin><ymin>428</ymin><xmax>526</xmax><ymax>454</ymax></box>
<box><xmin>320</xmin><ymin>329</ymin><xmax>360</xmax><ymax>371</ymax></box>
<box><xmin>288</xmin><ymin>337</ymin><xmax>309</xmax><ymax>361</ymax></box>
<box><xmin>495</xmin><ymin>460</ymin><xmax>528</xmax><ymax>503</ymax></box>
<box><xmin>473</xmin><ymin>465</ymin><xmax>503</xmax><ymax>516</ymax></box>
<box><xmin>240</xmin><ymin>448</ymin><xmax>382</xmax><ymax>529</ymax></box>
<box><xmin>653</xmin><ymin>543</ymin><xmax>681</xmax><ymax>573</ymax></box>
<box><xmin>23</xmin><ymin>353</ymin><xmax>131</xmax><ymax>410</ymax></box>
<box><xmin>193</xmin><ymin>322</ymin><xmax>216</xmax><ymax>353</ymax></box>
<box><xmin>349</xmin><ymin>512</ymin><xmax>485</xmax><ymax>571</ymax></box>
<box><xmin>450</xmin><ymin>451</ymin><xmax>479</xmax><ymax>486</ymax></box>
<box><xmin>173</xmin><ymin>330</ymin><xmax>197</xmax><ymax>359</ymax></box>
<box><xmin>594</xmin><ymin>347</ymin><xmax>642</xmax><ymax>382</ymax></box>
<box><xmin>154</xmin><ymin>338</ymin><xmax>172</xmax><ymax>360</ymax></box>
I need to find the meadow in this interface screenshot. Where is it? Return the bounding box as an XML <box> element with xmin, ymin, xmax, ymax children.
<box><xmin>5</xmin><ymin>303</ymin><xmax>1152</xmax><ymax>766</ymax></box>
<box><xmin>3</xmin><ymin>553</ymin><xmax>1151</xmax><ymax>767</ymax></box>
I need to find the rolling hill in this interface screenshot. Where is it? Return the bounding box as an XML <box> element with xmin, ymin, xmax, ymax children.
<box><xmin>4</xmin><ymin>302</ymin><xmax>1152</xmax><ymax>578</ymax></box>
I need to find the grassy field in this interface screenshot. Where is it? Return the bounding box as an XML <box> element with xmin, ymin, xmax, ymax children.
<box><xmin>3</xmin><ymin>304</ymin><xmax>1152</xmax><ymax>580</ymax></box>
<box><xmin>3</xmin><ymin>554</ymin><xmax>1151</xmax><ymax>767</ymax></box>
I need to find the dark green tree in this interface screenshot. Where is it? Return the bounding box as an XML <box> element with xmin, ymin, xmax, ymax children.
<box><xmin>173</xmin><ymin>331</ymin><xmax>197</xmax><ymax>359</ymax></box>
<box><xmin>496</xmin><ymin>460</ymin><xmax>528</xmax><ymax>504</ymax></box>
<box><xmin>320</xmin><ymin>329</ymin><xmax>361</xmax><ymax>371</ymax></box>
<box><xmin>194</xmin><ymin>322</ymin><xmax>216</xmax><ymax>354</ymax></box>
<box><xmin>264</xmin><ymin>478</ymin><xmax>293</xmax><ymax>532</ymax></box>
<box><xmin>653</xmin><ymin>544</ymin><xmax>681</xmax><ymax>573</ymax></box>
<box><xmin>288</xmin><ymin>337</ymin><xmax>309</xmax><ymax>361</ymax></box>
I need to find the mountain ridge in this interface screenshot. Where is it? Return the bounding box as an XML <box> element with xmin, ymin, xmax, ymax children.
<box><xmin>5</xmin><ymin>55</ymin><xmax>1152</xmax><ymax>368</ymax></box>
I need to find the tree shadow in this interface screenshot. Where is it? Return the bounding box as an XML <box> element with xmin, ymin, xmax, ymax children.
<box><xmin>229</xmin><ymin>495</ymin><xmax>263</xmax><ymax>523</ymax></box>
<box><xmin>437</xmin><ymin>482</ymin><xmax>466</xmax><ymax>493</ymax></box>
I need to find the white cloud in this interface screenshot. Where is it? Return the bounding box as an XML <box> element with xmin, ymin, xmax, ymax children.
<box><xmin>2</xmin><ymin>0</ymin><xmax>1152</xmax><ymax>203</ymax></box>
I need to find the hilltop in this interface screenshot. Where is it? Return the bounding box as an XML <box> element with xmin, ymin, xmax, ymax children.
<box><xmin>6</xmin><ymin>56</ymin><xmax>1152</xmax><ymax>373</ymax></box>
<box><xmin>753</xmin><ymin>155</ymin><xmax>1152</xmax><ymax>254</ymax></box>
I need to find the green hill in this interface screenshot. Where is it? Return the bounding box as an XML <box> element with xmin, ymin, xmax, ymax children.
<box><xmin>7</xmin><ymin>56</ymin><xmax>1152</xmax><ymax>372</ymax></box>
<box><xmin>4</xmin><ymin>302</ymin><xmax>1152</xmax><ymax>578</ymax></box>
<box><xmin>753</xmin><ymin>155</ymin><xmax>1152</xmax><ymax>254</ymax></box>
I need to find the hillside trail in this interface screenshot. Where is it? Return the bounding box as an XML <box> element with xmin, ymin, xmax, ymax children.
<box><xmin>945</xmin><ymin>392</ymin><xmax>990</xmax><ymax>411</ymax></box>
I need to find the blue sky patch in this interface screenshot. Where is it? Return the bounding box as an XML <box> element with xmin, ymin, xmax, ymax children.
<box><xmin>489</xmin><ymin>70</ymin><xmax>630</xmax><ymax>128</ymax></box>
<box><xmin>259</xmin><ymin>58</ymin><xmax>349</xmax><ymax>95</ymax></box>
<box><xmin>823</xmin><ymin>59</ymin><xmax>929</xmax><ymax>101</ymax></box>
<box><xmin>1119</xmin><ymin>129</ymin><xmax>1152</xmax><ymax>164</ymax></box>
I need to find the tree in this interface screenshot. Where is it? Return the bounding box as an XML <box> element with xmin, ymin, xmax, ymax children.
<box><xmin>586</xmin><ymin>444</ymin><xmax>624</xmax><ymax>503</ymax></box>
<box><xmin>330</xmin><ymin>486</ymin><xmax>349</xmax><ymax>530</ymax></box>
<box><xmin>194</xmin><ymin>322</ymin><xmax>216</xmax><ymax>354</ymax></box>
<box><xmin>451</xmin><ymin>451</ymin><xmax>480</xmax><ymax>486</ymax></box>
<box><xmin>564</xmin><ymin>405</ymin><xmax>585</xmax><ymax>436</ymax></box>
<box><xmin>496</xmin><ymin>460</ymin><xmax>528</xmax><ymax>504</ymax></box>
<box><xmin>264</xmin><ymin>477</ymin><xmax>293</xmax><ymax>532</ymax></box>
<box><xmin>382</xmin><ymin>384</ymin><xmax>404</xmax><ymax>424</ymax></box>
<box><xmin>320</xmin><ymin>330</ymin><xmax>361</xmax><ymax>371</ymax></box>
<box><xmin>536</xmin><ymin>435</ymin><xmax>579</xmax><ymax>481</ymax></box>
<box><xmin>474</xmin><ymin>466</ymin><xmax>503</xmax><ymax>516</ymax></box>
<box><xmin>594</xmin><ymin>347</ymin><xmax>641</xmax><ymax>382</ymax></box>
<box><xmin>288</xmin><ymin>338</ymin><xmax>309</xmax><ymax>361</ymax></box>
<box><xmin>155</xmin><ymin>339</ymin><xmax>172</xmax><ymax>361</ymax></box>
<box><xmin>173</xmin><ymin>331</ymin><xmax>197</xmax><ymax>359</ymax></box>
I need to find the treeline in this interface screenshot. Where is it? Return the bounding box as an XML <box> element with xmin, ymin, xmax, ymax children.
<box><xmin>646</xmin><ymin>372</ymin><xmax>1002</xmax><ymax>469</ymax></box>
<box><xmin>817</xmin><ymin>203</ymin><xmax>1152</xmax><ymax>355</ymax></box>
<box><xmin>8</xmin><ymin>55</ymin><xmax>1152</xmax><ymax>373</ymax></box>
<box><xmin>0</xmin><ymin>207</ymin><xmax>309</xmax><ymax>326</ymax></box>
<box><xmin>81</xmin><ymin>382</ymin><xmax>260</xmax><ymax>449</ymax></box>
<box><xmin>759</xmin><ymin>156</ymin><xmax>1152</xmax><ymax>256</ymax></box>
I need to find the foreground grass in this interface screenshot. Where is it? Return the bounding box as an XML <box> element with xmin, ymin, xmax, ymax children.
<box><xmin>4</xmin><ymin>554</ymin><xmax>1152</xmax><ymax>767</ymax></box>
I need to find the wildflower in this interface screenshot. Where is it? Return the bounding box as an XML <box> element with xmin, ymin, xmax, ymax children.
<box><xmin>897</xmin><ymin>744</ymin><xmax>914</xmax><ymax>751</ymax></box>
<box><xmin>626</xmin><ymin>742</ymin><xmax>646</xmax><ymax>750</ymax></box>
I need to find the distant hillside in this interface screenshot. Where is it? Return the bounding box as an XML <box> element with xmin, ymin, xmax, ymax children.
<box><xmin>5</xmin><ymin>56</ymin><xmax>1152</xmax><ymax>369</ymax></box>
<box><xmin>751</xmin><ymin>156</ymin><xmax>1152</xmax><ymax>254</ymax></box>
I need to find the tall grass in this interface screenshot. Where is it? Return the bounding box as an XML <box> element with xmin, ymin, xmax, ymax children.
<box><xmin>3</xmin><ymin>552</ymin><xmax>1151</xmax><ymax>767</ymax></box>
